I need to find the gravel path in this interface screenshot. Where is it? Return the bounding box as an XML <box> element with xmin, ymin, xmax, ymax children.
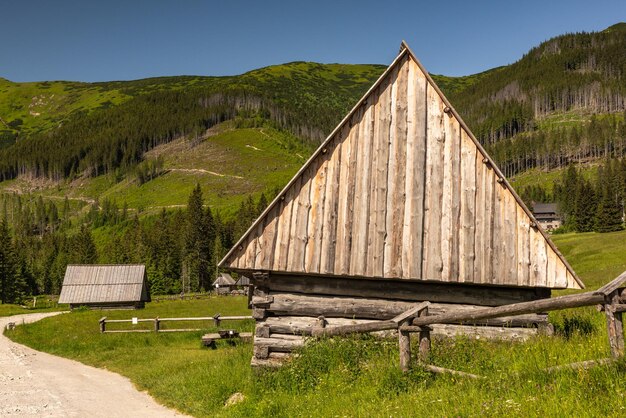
<box><xmin>0</xmin><ymin>312</ymin><xmax>189</xmax><ymax>417</ymax></box>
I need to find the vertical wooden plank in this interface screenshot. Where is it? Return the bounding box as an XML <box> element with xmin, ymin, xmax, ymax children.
<box><xmin>366</xmin><ymin>82</ymin><xmax>382</xmax><ymax>276</ymax></box>
<box><xmin>441</xmin><ymin>113</ymin><xmax>461</xmax><ymax>281</ymax></box>
<box><xmin>275</xmin><ymin>177</ymin><xmax>300</xmax><ymax>271</ymax></box>
<box><xmin>288</xmin><ymin>165</ymin><xmax>313</xmax><ymax>272</ymax></box>
<box><xmin>473</xmin><ymin>152</ymin><xmax>485</xmax><ymax>283</ymax></box>
<box><xmin>491</xmin><ymin>180</ymin><xmax>506</xmax><ymax>285</ymax></box>
<box><xmin>305</xmin><ymin>153</ymin><xmax>328</xmax><ymax>273</ymax></box>
<box><xmin>546</xmin><ymin>245</ymin><xmax>557</xmax><ymax>288</ymax></box>
<box><xmin>483</xmin><ymin>166</ymin><xmax>495</xmax><ymax>284</ymax></box>
<box><xmin>270</xmin><ymin>200</ymin><xmax>285</xmax><ymax>270</ymax></box>
<box><xmin>449</xmin><ymin>121</ymin><xmax>461</xmax><ymax>282</ymax></box>
<box><xmin>516</xmin><ymin>205</ymin><xmax>531</xmax><ymax>287</ymax></box>
<box><xmin>402</xmin><ymin>59</ymin><xmax>427</xmax><ymax>280</ymax></box>
<box><xmin>422</xmin><ymin>82</ymin><xmax>445</xmax><ymax>280</ymax></box>
<box><xmin>503</xmin><ymin>190</ymin><xmax>518</xmax><ymax>285</ymax></box>
<box><xmin>382</xmin><ymin>63</ymin><xmax>400</xmax><ymax>277</ymax></box>
<box><xmin>320</xmin><ymin>132</ymin><xmax>343</xmax><ymax>274</ymax></box>
<box><xmin>458</xmin><ymin>130</ymin><xmax>476</xmax><ymax>283</ymax></box>
<box><xmin>554</xmin><ymin>259</ymin><xmax>568</xmax><ymax>288</ymax></box>
<box><xmin>244</xmin><ymin>234</ymin><xmax>258</xmax><ymax>270</ymax></box>
<box><xmin>529</xmin><ymin>225</ymin><xmax>548</xmax><ymax>287</ymax></box>
<box><xmin>258</xmin><ymin>205</ymin><xmax>279</xmax><ymax>270</ymax></box>
<box><xmin>334</xmin><ymin>109</ymin><xmax>361</xmax><ymax>275</ymax></box>
<box><xmin>350</xmin><ymin>96</ymin><xmax>375</xmax><ymax>276</ymax></box>
<box><xmin>366</xmin><ymin>75</ymin><xmax>392</xmax><ymax>278</ymax></box>
<box><xmin>384</xmin><ymin>56</ymin><xmax>408</xmax><ymax>278</ymax></box>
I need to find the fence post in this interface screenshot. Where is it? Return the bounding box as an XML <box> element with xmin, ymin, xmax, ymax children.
<box><xmin>99</xmin><ymin>317</ymin><xmax>107</xmax><ymax>333</ymax></box>
<box><xmin>605</xmin><ymin>291</ymin><xmax>625</xmax><ymax>358</ymax></box>
<box><xmin>417</xmin><ymin>306</ymin><xmax>431</xmax><ymax>363</ymax></box>
<box><xmin>154</xmin><ymin>317</ymin><xmax>160</xmax><ymax>332</ymax></box>
<box><xmin>213</xmin><ymin>313</ymin><xmax>221</xmax><ymax>328</ymax></box>
<box><xmin>398</xmin><ymin>314</ymin><xmax>412</xmax><ymax>372</ymax></box>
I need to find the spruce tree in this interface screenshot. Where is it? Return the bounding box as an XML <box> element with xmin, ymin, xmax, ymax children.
<box><xmin>594</xmin><ymin>162</ymin><xmax>624</xmax><ymax>232</ymax></box>
<box><xmin>574</xmin><ymin>179</ymin><xmax>597</xmax><ymax>232</ymax></box>
<box><xmin>71</xmin><ymin>225</ymin><xmax>98</xmax><ymax>264</ymax></box>
<box><xmin>184</xmin><ymin>184</ymin><xmax>207</xmax><ymax>292</ymax></box>
<box><xmin>0</xmin><ymin>219</ymin><xmax>17</xmax><ymax>304</ymax></box>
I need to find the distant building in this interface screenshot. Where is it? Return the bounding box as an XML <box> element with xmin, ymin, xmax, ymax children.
<box><xmin>213</xmin><ymin>273</ymin><xmax>236</xmax><ymax>294</ymax></box>
<box><xmin>235</xmin><ymin>275</ymin><xmax>251</xmax><ymax>287</ymax></box>
<box><xmin>58</xmin><ymin>264</ymin><xmax>150</xmax><ymax>309</ymax></box>
<box><xmin>532</xmin><ymin>203</ymin><xmax>562</xmax><ymax>231</ymax></box>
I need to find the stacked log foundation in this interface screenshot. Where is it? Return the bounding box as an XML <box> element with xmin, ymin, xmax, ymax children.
<box><xmin>249</xmin><ymin>274</ymin><xmax>553</xmax><ymax>366</ymax></box>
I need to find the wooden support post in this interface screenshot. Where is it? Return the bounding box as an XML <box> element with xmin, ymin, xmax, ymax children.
<box><xmin>419</xmin><ymin>327</ymin><xmax>432</xmax><ymax>363</ymax></box>
<box><xmin>99</xmin><ymin>317</ymin><xmax>107</xmax><ymax>333</ymax></box>
<box><xmin>399</xmin><ymin>328</ymin><xmax>411</xmax><ymax>372</ymax></box>
<box><xmin>247</xmin><ymin>285</ymin><xmax>254</xmax><ymax>309</ymax></box>
<box><xmin>417</xmin><ymin>307</ymin><xmax>430</xmax><ymax>363</ymax></box>
<box><xmin>213</xmin><ymin>313</ymin><xmax>221</xmax><ymax>327</ymax></box>
<box><xmin>154</xmin><ymin>317</ymin><xmax>160</xmax><ymax>332</ymax></box>
<box><xmin>605</xmin><ymin>291</ymin><xmax>624</xmax><ymax>358</ymax></box>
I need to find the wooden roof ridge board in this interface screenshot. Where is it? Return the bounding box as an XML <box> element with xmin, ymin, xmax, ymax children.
<box><xmin>219</xmin><ymin>41</ymin><xmax>584</xmax><ymax>290</ymax></box>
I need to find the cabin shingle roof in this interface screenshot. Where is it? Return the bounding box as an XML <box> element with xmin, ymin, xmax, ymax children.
<box><xmin>58</xmin><ymin>264</ymin><xmax>149</xmax><ymax>304</ymax></box>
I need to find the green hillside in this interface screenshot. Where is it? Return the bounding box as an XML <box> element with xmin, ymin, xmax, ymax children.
<box><xmin>449</xmin><ymin>22</ymin><xmax>626</xmax><ymax>178</ymax></box>
<box><xmin>2</xmin><ymin>23</ymin><xmax>626</xmax><ymax>300</ymax></box>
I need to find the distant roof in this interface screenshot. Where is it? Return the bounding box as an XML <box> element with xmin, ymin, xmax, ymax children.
<box><xmin>58</xmin><ymin>264</ymin><xmax>148</xmax><ymax>304</ymax></box>
<box><xmin>213</xmin><ymin>273</ymin><xmax>236</xmax><ymax>287</ymax></box>
<box><xmin>532</xmin><ymin>203</ymin><xmax>559</xmax><ymax>214</ymax></box>
<box><xmin>235</xmin><ymin>275</ymin><xmax>251</xmax><ymax>286</ymax></box>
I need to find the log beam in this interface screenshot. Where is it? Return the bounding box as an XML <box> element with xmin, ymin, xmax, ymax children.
<box><xmin>412</xmin><ymin>291</ymin><xmax>607</xmax><ymax>327</ymax></box>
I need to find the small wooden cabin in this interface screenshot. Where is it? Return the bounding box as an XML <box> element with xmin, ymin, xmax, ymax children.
<box><xmin>58</xmin><ymin>264</ymin><xmax>150</xmax><ymax>309</ymax></box>
<box><xmin>219</xmin><ymin>42</ymin><xmax>584</xmax><ymax>366</ymax></box>
<box><xmin>213</xmin><ymin>273</ymin><xmax>236</xmax><ymax>294</ymax></box>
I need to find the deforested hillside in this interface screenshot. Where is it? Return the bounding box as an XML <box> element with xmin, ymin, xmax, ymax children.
<box><xmin>449</xmin><ymin>23</ymin><xmax>626</xmax><ymax>177</ymax></box>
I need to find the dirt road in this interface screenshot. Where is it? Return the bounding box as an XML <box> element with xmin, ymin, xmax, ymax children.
<box><xmin>0</xmin><ymin>312</ymin><xmax>189</xmax><ymax>417</ymax></box>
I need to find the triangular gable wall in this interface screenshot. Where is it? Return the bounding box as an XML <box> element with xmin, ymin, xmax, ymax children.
<box><xmin>220</xmin><ymin>43</ymin><xmax>583</xmax><ymax>290</ymax></box>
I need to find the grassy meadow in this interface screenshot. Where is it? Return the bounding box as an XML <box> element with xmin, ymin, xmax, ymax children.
<box><xmin>6</xmin><ymin>231</ymin><xmax>626</xmax><ymax>417</ymax></box>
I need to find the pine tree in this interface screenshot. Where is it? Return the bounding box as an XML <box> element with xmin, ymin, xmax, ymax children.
<box><xmin>594</xmin><ymin>162</ymin><xmax>624</xmax><ymax>232</ymax></box>
<box><xmin>0</xmin><ymin>219</ymin><xmax>18</xmax><ymax>303</ymax></box>
<box><xmin>574</xmin><ymin>179</ymin><xmax>597</xmax><ymax>232</ymax></box>
<box><xmin>184</xmin><ymin>184</ymin><xmax>206</xmax><ymax>292</ymax></box>
<box><xmin>71</xmin><ymin>225</ymin><xmax>98</xmax><ymax>264</ymax></box>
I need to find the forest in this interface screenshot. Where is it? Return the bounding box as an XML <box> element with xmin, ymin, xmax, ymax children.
<box><xmin>518</xmin><ymin>158</ymin><xmax>626</xmax><ymax>234</ymax></box>
<box><xmin>0</xmin><ymin>185</ymin><xmax>269</xmax><ymax>304</ymax></box>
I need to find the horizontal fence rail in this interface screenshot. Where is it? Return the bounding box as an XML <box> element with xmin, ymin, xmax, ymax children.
<box><xmin>99</xmin><ymin>314</ymin><xmax>252</xmax><ymax>333</ymax></box>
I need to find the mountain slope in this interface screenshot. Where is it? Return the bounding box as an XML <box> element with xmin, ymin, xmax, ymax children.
<box><xmin>2</xmin><ymin>23</ymin><xmax>626</xmax><ymax>209</ymax></box>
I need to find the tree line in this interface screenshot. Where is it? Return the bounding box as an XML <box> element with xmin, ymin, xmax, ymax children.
<box><xmin>0</xmin><ymin>186</ymin><xmax>270</xmax><ymax>303</ymax></box>
<box><xmin>518</xmin><ymin>158</ymin><xmax>626</xmax><ymax>233</ymax></box>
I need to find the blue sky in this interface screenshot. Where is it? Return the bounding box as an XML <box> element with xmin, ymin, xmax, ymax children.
<box><xmin>2</xmin><ymin>0</ymin><xmax>625</xmax><ymax>82</ymax></box>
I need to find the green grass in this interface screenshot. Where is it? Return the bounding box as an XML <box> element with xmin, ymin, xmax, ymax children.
<box><xmin>7</xmin><ymin>233</ymin><xmax>626</xmax><ymax>417</ymax></box>
<box><xmin>552</xmin><ymin>230</ymin><xmax>626</xmax><ymax>289</ymax></box>
<box><xmin>510</xmin><ymin>164</ymin><xmax>599</xmax><ymax>196</ymax></box>
<box><xmin>0</xmin><ymin>296</ymin><xmax>66</xmax><ymax>317</ymax></box>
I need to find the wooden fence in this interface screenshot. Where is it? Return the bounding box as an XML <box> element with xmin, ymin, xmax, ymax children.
<box><xmin>312</xmin><ymin>270</ymin><xmax>626</xmax><ymax>374</ymax></box>
<box><xmin>99</xmin><ymin>314</ymin><xmax>252</xmax><ymax>333</ymax></box>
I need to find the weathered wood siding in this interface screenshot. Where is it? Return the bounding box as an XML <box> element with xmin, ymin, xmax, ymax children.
<box><xmin>221</xmin><ymin>47</ymin><xmax>582</xmax><ymax>290</ymax></box>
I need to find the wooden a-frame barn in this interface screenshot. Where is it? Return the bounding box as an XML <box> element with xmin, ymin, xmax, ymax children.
<box><xmin>219</xmin><ymin>42</ymin><xmax>584</xmax><ymax>366</ymax></box>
